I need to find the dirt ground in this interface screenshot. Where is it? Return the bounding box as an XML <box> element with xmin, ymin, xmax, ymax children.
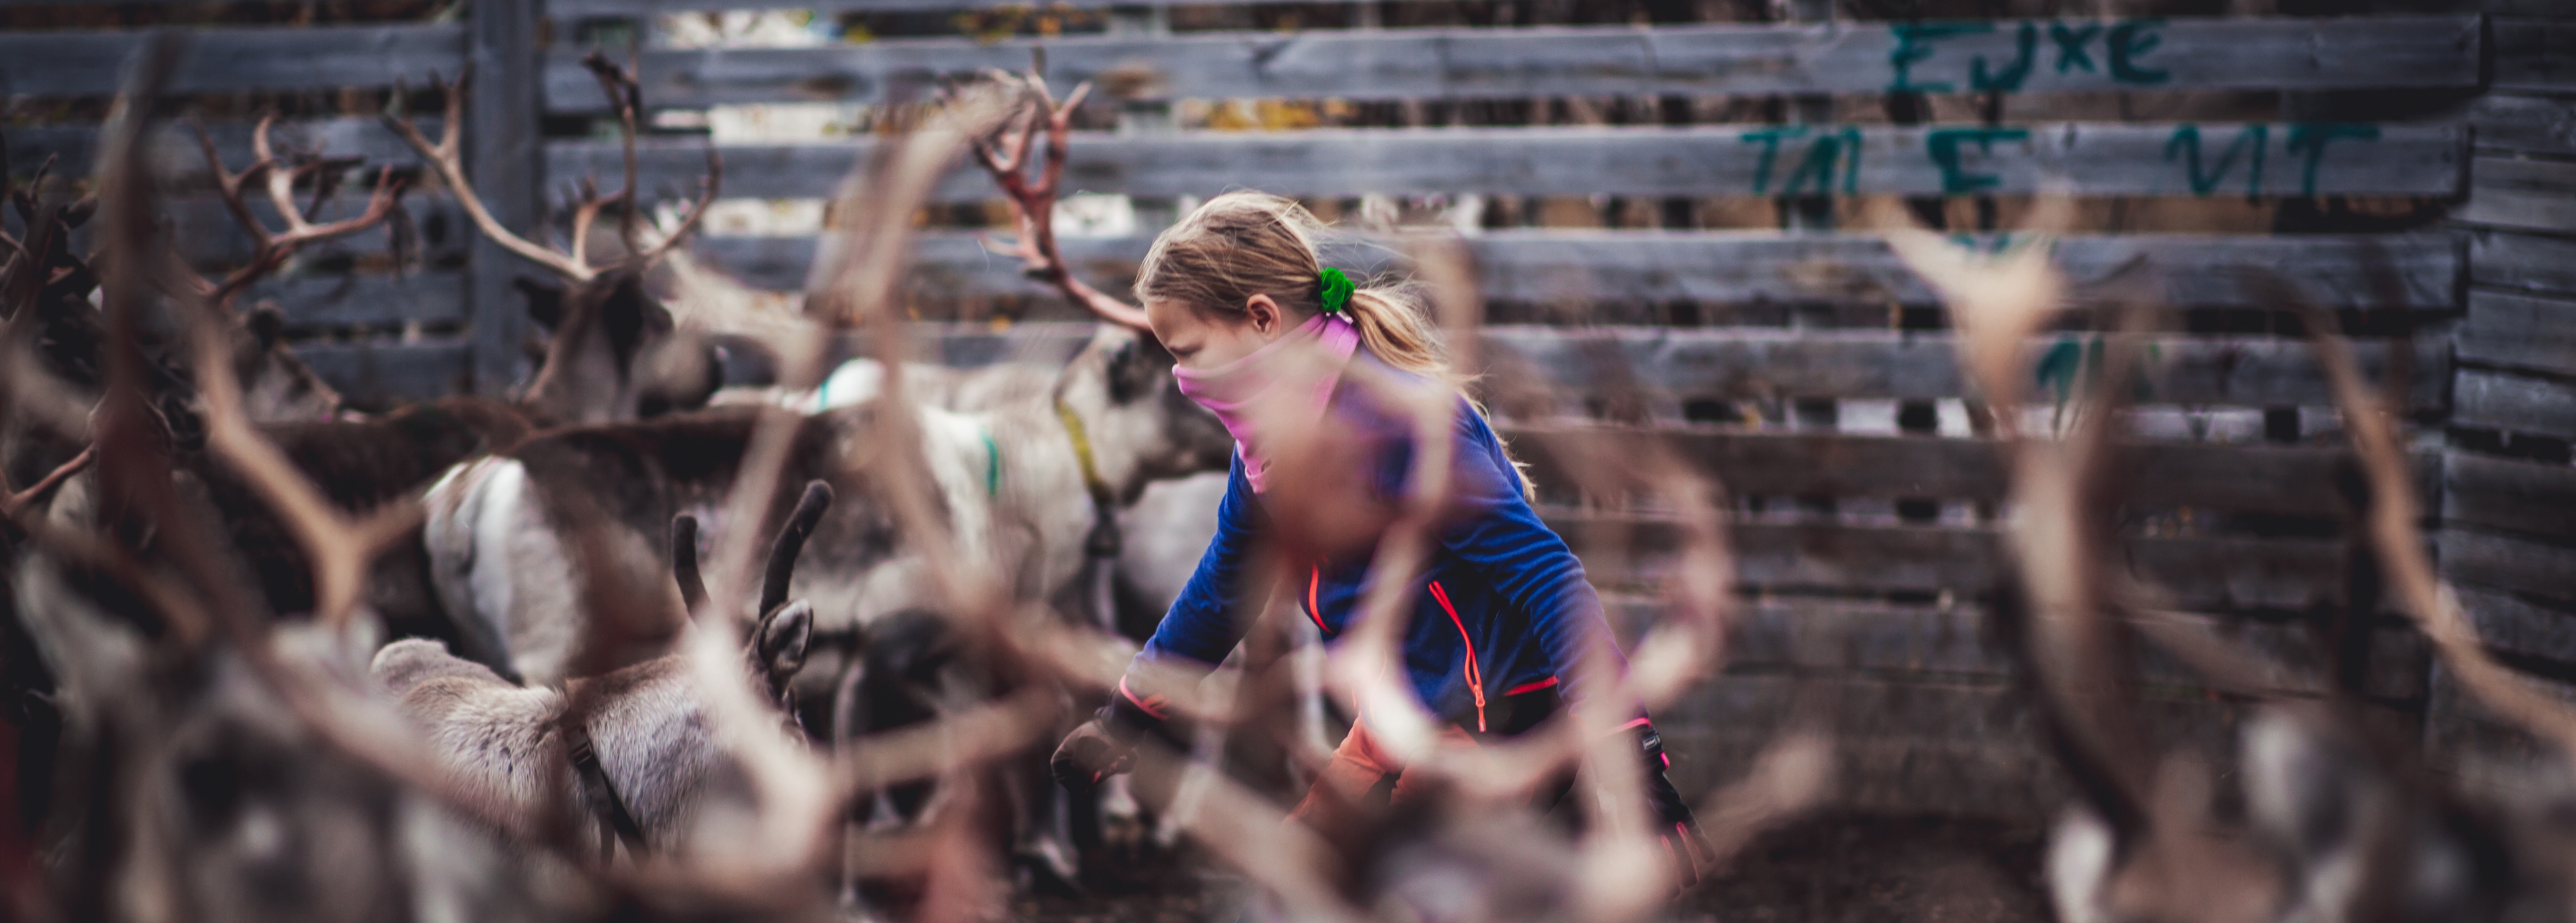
<box><xmin>1013</xmin><ymin>812</ymin><xmax>2053</xmax><ymax>923</ymax></box>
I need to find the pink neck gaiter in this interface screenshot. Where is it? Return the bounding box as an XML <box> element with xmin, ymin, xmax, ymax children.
<box><xmin>1170</xmin><ymin>313</ymin><xmax>1362</xmax><ymax>492</ymax></box>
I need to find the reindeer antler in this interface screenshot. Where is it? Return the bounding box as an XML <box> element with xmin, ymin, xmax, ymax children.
<box><xmin>190</xmin><ymin>116</ymin><xmax>407</xmax><ymax>309</ymax></box>
<box><xmin>759</xmin><ymin>480</ymin><xmax>833</xmax><ymax>618</ymax></box>
<box><xmin>386</xmin><ymin>64</ymin><xmax>720</xmax><ymax>285</ymax></box>
<box><xmin>968</xmin><ymin>64</ymin><xmax>1153</xmax><ymax>331</ymax></box>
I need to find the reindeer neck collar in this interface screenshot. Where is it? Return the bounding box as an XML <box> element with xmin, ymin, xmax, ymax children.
<box><xmin>1054</xmin><ymin>398</ymin><xmax>1121</xmax><ymax>559</ymax></box>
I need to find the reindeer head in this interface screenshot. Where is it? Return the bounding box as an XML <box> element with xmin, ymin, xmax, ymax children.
<box><xmin>669</xmin><ymin>479</ymin><xmax>830</xmax><ymax>712</ymax></box>
<box><xmin>225</xmin><ymin>302</ymin><xmax>342</xmax><ymax>421</ymax></box>
<box><xmin>514</xmin><ymin>267</ymin><xmax>720</xmax><ymax>425</ymax></box>
<box><xmin>386</xmin><ymin>57</ymin><xmax>720</xmax><ymax>427</ymax></box>
<box><xmin>1054</xmin><ymin>326</ymin><xmax>1235</xmax><ymax>500</ymax></box>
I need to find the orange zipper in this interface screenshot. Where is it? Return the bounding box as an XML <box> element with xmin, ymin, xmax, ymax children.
<box><xmin>1426</xmin><ymin>580</ymin><xmax>1486</xmax><ymax>732</ymax></box>
<box><xmin>1306</xmin><ymin>564</ymin><xmax>1329</xmax><ymax>635</ymax></box>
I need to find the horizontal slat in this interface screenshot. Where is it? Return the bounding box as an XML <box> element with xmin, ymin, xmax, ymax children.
<box><xmin>807</xmin><ymin>322</ymin><xmax>2444</xmax><ymax>410</ymax></box>
<box><xmin>547</xmin><ymin>0</ymin><xmax>1445</xmax><ymax>13</ymax></box>
<box><xmin>2457</xmin><ymin>587</ymin><xmax>2576</xmax><ymax>668</ymax></box>
<box><xmin>1510</xmin><ymin>427</ymin><xmax>2416</xmax><ymax>517</ymax></box>
<box><xmin>1482</xmin><ymin>326</ymin><xmax>2446</xmax><ymax>411</ymax></box>
<box><xmin>2471</xmin><ymin>228</ymin><xmax>2576</xmax><ymax>298</ymax></box>
<box><xmin>699</xmin><ymin>230</ymin><xmax>2462</xmax><ymax>312</ymax></box>
<box><xmin>249</xmin><ymin>270</ymin><xmax>467</xmax><ymax>331</ymax></box>
<box><xmin>2458</xmin><ymin>289</ymin><xmax>2576</xmax><ymax>378</ymax></box>
<box><xmin>6</xmin><ymin>117</ymin><xmax>433</xmax><ymax>185</ymax></box>
<box><xmin>2440</xmin><ymin>528</ymin><xmax>2576</xmax><ymax>606</ymax></box>
<box><xmin>161</xmin><ymin>193</ymin><xmax>470</xmax><ymax>269</ymax></box>
<box><xmin>2445</xmin><ymin>452</ymin><xmax>2576</xmax><ymax>543</ymax></box>
<box><xmin>2455</xmin><ymin>369</ymin><xmax>2576</xmax><ymax>440</ymax></box>
<box><xmin>0</xmin><ymin>24</ymin><xmax>462</xmax><ymax>99</ymax></box>
<box><xmin>1659</xmin><ymin>673</ymin><xmax>2248</xmax><ymax>817</ymax></box>
<box><xmin>1694</xmin><ymin>598</ymin><xmax>2422</xmax><ymax>699</ymax></box>
<box><xmin>293</xmin><ymin>337</ymin><xmax>469</xmax><ymax>405</ymax></box>
<box><xmin>551</xmin><ymin>16</ymin><xmax>2480</xmax><ymax>113</ymax></box>
<box><xmin>568</xmin><ymin>121</ymin><xmax>2461</xmax><ymax>202</ymax></box>
<box><xmin>2468</xmin><ymin>94</ymin><xmax>2576</xmax><ymax>158</ymax></box>
<box><xmin>1558</xmin><ymin>514</ymin><xmax>2351</xmax><ymax>611</ymax></box>
<box><xmin>2496</xmin><ymin>18</ymin><xmax>2576</xmax><ymax>93</ymax></box>
<box><xmin>2459</xmin><ymin>154</ymin><xmax>2576</xmax><ymax>234</ymax></box>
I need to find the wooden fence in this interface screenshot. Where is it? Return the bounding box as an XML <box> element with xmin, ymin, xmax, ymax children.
<box><xmin>5</xmin><ymin>0</ymin><xmax>2567</xmax><ymax>818</ymax></box>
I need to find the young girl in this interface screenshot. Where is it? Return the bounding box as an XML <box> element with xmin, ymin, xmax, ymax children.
<box><xmin>1050</xmin><ymin>193</ymin><xmax>1704</xmax><ymax>875</ymax></box>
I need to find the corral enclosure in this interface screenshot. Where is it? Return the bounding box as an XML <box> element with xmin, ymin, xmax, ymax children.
<box><xmin>4</xmin><ymin>0</ymin><xmax>2574</xmax><ymax>914</ymax></box>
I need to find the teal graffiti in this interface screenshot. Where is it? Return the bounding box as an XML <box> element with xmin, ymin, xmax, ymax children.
<box><xmin>1945</xmin><ymin>232</ymin><xmax>2021</xmax><ymax>255</ymax></box>
<box><xmin>2035</xmin><ymin>335</ymin><xmax>2162</xmax><ymax>408</ymax></box>
<box><xmin>1926</xmin><ymin>127</ymin><xmax>2030</xmax><ymax>195</ymax></box>
<box><xmin>2047</xmin><ymin>21</ymin><xmax>2101</xmax><ymax>73</ymax></box>
<box><xmin>1972</xmin><ymin>23</ymin><xmax>2038</xmax><ymax>92</ymax></box>
<box><xmin>1888</xmin><ymin>22</ymin><xmax>1991</xmax><ymax>93</ymax></box>
<box><xmin>2106</xmin><ymin>19</ymin><xmax>2169</xmax><ymax>85</ymax></box>
<box><xmin>2285</xmin><ymin>123</ymin><xmax>2380</xmax><ymax>197</ymax></box>
<box><xmin>2164</xmin><ymin>124</ymin><xmax>2267</xmax><ymax>196</ymax></box>
<box><xmin>1741</xmin><ymin>126</ymin><xmax>1863</xmax><ymax>196</ymax></box>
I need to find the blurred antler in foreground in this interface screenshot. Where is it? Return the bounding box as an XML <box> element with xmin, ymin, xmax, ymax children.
<box><xmin>2260</xmin><ymin>273</ymin><xmax>2576</xmax><ymax>763</ymax></box>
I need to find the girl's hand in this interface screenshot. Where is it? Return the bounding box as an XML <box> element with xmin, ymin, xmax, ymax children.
<box><xmin>1051</xmin><ymin>719</ymin><xmax>1139</xmax><ymax>791</ymax></box>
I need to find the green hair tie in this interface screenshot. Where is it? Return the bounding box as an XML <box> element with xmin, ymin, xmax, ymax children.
<box><xmin>1317</xmin><ymin>267</ymin><xmax>1354</xmax><ymax>317</ymax></box>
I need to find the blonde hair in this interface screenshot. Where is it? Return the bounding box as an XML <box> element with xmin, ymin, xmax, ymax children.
<box><xmin>1137</xmin><ymin>192</ymin><xmax>1538</xmax><ymax>499</ymax></box>
<box><xmin>1135</xmin><ymin>192</ymin><xmax>1454</xmax><ymax>385</ymax></box>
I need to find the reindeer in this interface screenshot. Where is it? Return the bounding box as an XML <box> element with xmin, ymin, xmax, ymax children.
<box><xmin>384</xmin><ymin>56</ymin><xmax>725</xmax><ymax>427</ymax></box>
<box><xmin>373</xmin><ymin>483</ymin><xmax>826</xmax><ymax>859</ymax></box>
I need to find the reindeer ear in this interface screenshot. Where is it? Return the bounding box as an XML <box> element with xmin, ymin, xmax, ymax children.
<box><xmin>514</xmin><ymin>277</ymin><xmax>565</xmax><ymax>331</ymax></box>
<box><xmin>245</xmin><ymin>303</ymin><xmax>288</xmax><ymax>351</ymax></box>
<box><xmin>1105</xmin><ymin>333</ymin><xmax>1170</xmax><ymax>405</ymax></box>
<box><xmin>755</xmin><ymin>599</ymin><xmax>813</xmax><ymax>682</ymax></box>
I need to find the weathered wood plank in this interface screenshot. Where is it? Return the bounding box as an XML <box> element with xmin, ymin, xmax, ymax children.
<box><xmin>5</xmin><ymin>117</ymin><xmax>433</xmax><ymax>186</ymax></box>
<box><xmin>1558</xmin><ymin>513</ymin><xmax>2352</xmax><ymax>611</ymax></box>
<box><xmin>698</xmin><ymin>231</ymin><xmax>2460</xmax><ymax>313</ymax></box>
<box><xmin>1678</xmin><ymin>598</ymin><xmax>2422</xmax><ymax>699</ymax></box>
<box><xmin>1481</xmin><ymin>326</ymin><xmax>2447</xmax><ymax>411</ymax></box>
<box><xmin>0</xmin><ymin>24</ymin><xmax>462</xmax><ymax>99</ymax></box>
<box><xmin>2457</xmin><ymin>587</ymin><xmax>2576</xmax><ymax>668</ymax></box>
<box><xmin>549</xmin><ymin>16</ymin><xmax>2479</xmax><ymax>113</ymax></box>
<box><xmin>1511</xmin><ymin>426</ymin><xmax>2413</xmax><ymax>517</ymax></box>
<box><xmin>543</xmin><ymin>0</ymin><xmax>1447</xmax><ymax>12</ymax></box>
<box><xmin>2445</xmin><ymin>451</ymin><xmax>2576</xmax><ymax>543</ymax></box>
<box><xmin>2455</xmin><ymin>369</ymin><xmax>2576</xmax><ymax>440</ymax></box>
<box><xmin>2469</xmin><ymin>94</ymin><xmax>2576</xmax><ymax>158</ymax></box>
<box><xmin>159</xmin><ymin>194</ymin><xmax>470</xmax><ymax>270</ymax></box>
<box><xmin>2460</xmin><ymin>154</ymin><xmax>2576</xmax><ymax>235</ymax></box>
<box><xmin>1658</xmin><ymin>673</ymin><xmax>2251</xmax><ymax>817</ymax></box>
<box><xmin>2472</xmin><ymin>228</ymin><xmax>2576</xmax><ymax>299</ymax></box>
<box><xmin>2496</xmin><ymin>18</ymin><xmax>2576</xmax><ymax>93</ymax></box>
<box><xmin>249</xmin><ymin>270</ymin><xmax>466</xmax><ymax>331</ymax></box>
<box><xmin>2440</xmin><ymin>528</ymin><xmax>2576</xmax><ymax>606</ymax></box>
<box><xmin>572</xmin><ymin>122</ymin><xmax>2461</xmax><ymax>203</ymax></box>
<box><xmin>2458</xmin><ymin>289</ymin><xmax>2576</xmax><ymax>378</ymax></box>
<box><xmin>292</xmin><ymin>337</ymin><xmax>469</xmax><ymax>405</ymax></box>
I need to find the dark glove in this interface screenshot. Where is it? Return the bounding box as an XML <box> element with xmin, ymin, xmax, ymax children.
<box><xmin>1051</xmin><ymin>682</ymin><xmax>1168</xmax><ymax>792</ymax></box>
<box><xmin>1050</xmin><ymin>719</ymin><xmax>1137</xmax><ymax>792</ymax></box>
<box><xmin>1638</xmin><ymin>725</ymin><xmax>1711</xmax><ymax>887</ymax></box>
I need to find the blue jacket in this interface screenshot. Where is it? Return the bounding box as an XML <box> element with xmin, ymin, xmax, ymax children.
<box><xmin>1127</xmin><ymin>360</ymin><xmax>1627</xmax><ymax>735</ymax></box>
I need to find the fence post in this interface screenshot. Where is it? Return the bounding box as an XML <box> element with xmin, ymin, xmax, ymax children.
<box><xmin>465</xmin><ymin>0</ymin><xmax>542</xmax><ymax>397</ymax></box>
